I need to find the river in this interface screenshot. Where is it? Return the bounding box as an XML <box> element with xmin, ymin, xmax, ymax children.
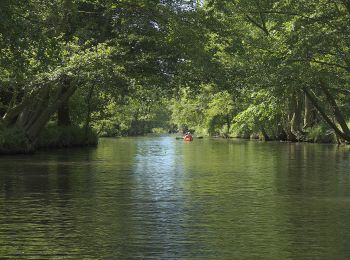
<box><xmin>1</xmin><ymin>137</ymin><xmax>350</xmax><ymax>259</ymax></box>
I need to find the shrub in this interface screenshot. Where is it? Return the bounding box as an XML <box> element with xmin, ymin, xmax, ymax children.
<box><xmin>230</xmin><ymin>123</ymin><xmax>251</xmax><ymax>139</ymax></box>
<box><xmin>151</xmin><ymin>128</ymin><xmax>167</xmax><ymax>134</ymax></box>
<box><xmin>0</xmin><ymin>128</ymin><xmax>31</xmax><ymax>154</ymax></box>
<box><xmin>306</xmin><ymin>125</ymin><xmax>336</xmax><ymax>143</ymax></box>
<box><xmin>38</xmin><ymin>125</ymin><xmax>98</xmax><ymax>148</ymax></box>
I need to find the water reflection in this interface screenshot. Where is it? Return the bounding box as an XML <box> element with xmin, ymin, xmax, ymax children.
<box><xmin>0</xmin><ymin>138</ymin><xmax>350</xmax><ymax>259</ymax></box>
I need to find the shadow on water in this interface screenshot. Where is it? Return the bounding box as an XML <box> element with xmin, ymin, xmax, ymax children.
<box><xmin>0</xmin><ymin>137</ymin><xmax>350</xmax><ymax>259</ymax></box>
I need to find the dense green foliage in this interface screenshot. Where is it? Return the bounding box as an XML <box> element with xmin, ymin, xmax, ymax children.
<box><xmin>168</xmin><ymin>0</ymin><xmax>350</xmax><ymax>142</ymax></box>
<box><xmin>37</xmin><ymin>125</ymin><xmax>98</xmax><ymax>148</ymax></box>
<box><xmin>0</xmin><ymin>0</ymin><xmax>350</xmax><ymax>153</ymax></box>
<box><xmin>0</xmin><ymin>128</ymin><xmax>31</xmax><ymax>154</ymax></box>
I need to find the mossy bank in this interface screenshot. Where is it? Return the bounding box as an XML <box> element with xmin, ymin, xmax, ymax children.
<box><xmin>0</xmin><ymin>126</ymin><xmax>98</xmax><ymax>155</ymax></box>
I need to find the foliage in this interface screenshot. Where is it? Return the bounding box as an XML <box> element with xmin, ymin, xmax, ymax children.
<box><xmin>37</xmin><ymin>125</ymin><xmax>98</xmax><ymax>148</ymax></box>
<box><xmin>306</xmin><ymin>125</ymin><xmax>336</xmax><ymax>144</ymax></box>
<box><xmin>90</xmin><ymin>95</ymin><xmax>172</xmax><ymax>137</ymax></box>
<box><xmin>0</xmin><ymin>128</ymin><xmax>31</xmax><ymax>154</ymax></box>
<box><xmin>230</xmin><ymin>90</ymin><xmax>282</xmax><ymax>138</ymax></box>
<box><xmin>206</xmin><ymin>91</ymin><xmax>234</xmax><ymax>136</ymax></box>
<box><xmin>171</xmin><ymin>88</ymin><xmax>209</xmax><ymax>134</ymax></box>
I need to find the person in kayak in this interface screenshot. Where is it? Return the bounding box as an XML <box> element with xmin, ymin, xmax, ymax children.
<box><xmin>183</xmin><ymin>131</ymin><xmax>193</xmax><ymax>141</ymax></box>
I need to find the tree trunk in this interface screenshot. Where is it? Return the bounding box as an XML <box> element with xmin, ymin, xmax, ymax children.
<box><xmin>320</xmin><ymin>82</ymin><xmax>350</xmax><ymax>137</ymax></box>
<box><xmin>260</xmin><ymin>127</ymin><xmax>270</xmax><ymax>141</ymax></box>
<box><xmin>289</xmin><ymin>92</ymin><xmax>306</xmax><ymax>141</ymax></box>
<box><xmin>57</xmin><ymin>80</ymin><xmax>71</xmax><ymax>126</ymax></box>
<box><xmin>23</xmin><ymin>87</ymin><xmax>50</xmax><ymax>130</ymax></box>
<box><xmin>303</xmin><ymin>87</ymin><xmax>350</xmax><ymax>142</ymax></box>
<box><xmin>286</xmin><ymin>94</ymin><xmax>297</xmax><ymax>141</ymax></box>
<box><xmin>15</xmin><ymin>87</ymin><xmax>50</xmax><ymax>131</ymax></box>
<box><xmin>27</xmin><ymin>79</ymin><xmax>77</xmax><ymax>142</ymax></box>
<box><xmin>226</xmin><ymin>115</ymin><xmax>231</xmax><ymax>135</ymax></box>
<box><xmin>2</xmin><ymin>96</ymin><xmax>32</xmax><ymax>127</ymax></box>
<box><xmin>84</xmin><ymin>85</ymin><xmax>95</xmax><ymax>138</ymax></box>
<box><xmin>303</xmin><ymin>92</ymin><xmax>316</xmax><ymax>129</ymax></box>
<box><xmin>57</xmin><ymin>101</ymin><xmax>71</xmax><ymax>126</ymax></box>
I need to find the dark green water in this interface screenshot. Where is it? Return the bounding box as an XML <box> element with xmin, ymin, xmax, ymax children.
<box><xmin>1</xmin><ymin>137</ymin><xmax>350</xmax><ymax>259</ymax></box>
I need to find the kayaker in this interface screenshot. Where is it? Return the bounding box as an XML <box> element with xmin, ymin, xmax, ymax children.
<box><xmin>183</xmin><ymin>131</ymin><xmax>193</xmax><ymax>141</ymax></box>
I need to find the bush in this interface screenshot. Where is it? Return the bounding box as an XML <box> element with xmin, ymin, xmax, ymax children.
<box><xmin>230</xmin><ymin>123</ymin><xmax>251</xmax><ymax>139</ymax></box>
<box><xmin>151</xmin><ymin>128</ymin><xmax>167</xmax><ymax>134</ymax></box>
<box><xmin>306</xmin><ymin>125</ymin><xmax>336</xmax><ymax>143</ymax></box>
<box><xmin>38</xmin><ymin>125</ymin><xmax>98</xmax><ymax>148</ymax></box>
<box><xmin>0</xmin><ymin>128</ymin><xmax>31</xmax><ymax>154</ymax></box>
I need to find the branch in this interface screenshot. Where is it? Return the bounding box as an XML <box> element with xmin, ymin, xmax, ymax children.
<box><xmin>1</xmin><ymin>99</ymin><xmax>29</xmax><ymax>126</ymax></box>
<box><xmin>77</xmin><ymin>10</ymin><xmax>98</xmax><ymax>14</ymax></box>
<box><xmin>290</xmin><ymin>58</ymin><xmax>350</xmax><ymax>71</ymax></box>
<box><xmin>310</xmin><ymin>59</ymin><xmax>350</xmax><ymax>71</ymax></box>
<box><xmin>330</xmin><ymin>86</ymin><xmax>350</xmax><ymax>95</ymax></box>
<box><xmin>303</xmin><ymin>87</ymin><xmax>349</xmax><ymax>141</ymax></box>
<box><xmin>255</xmin><ymin>0</ymin><xmax>269</xmax><ymax>36</ymax></box>
<box><xmin>245</xmin><ymin>15</ymin><xmax>269</xmax><ymax>36</ymax></box>
<box><xmin>243</xmin><ymin>10</ymin><xmax>310</xmax><ymax>19</ymax></box>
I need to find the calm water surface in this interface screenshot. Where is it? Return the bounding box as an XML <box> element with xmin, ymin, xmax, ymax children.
<box><xmin>1</xmin><ymin>137</ymin><xmax>350</xmax><ymax>259</ymax></box>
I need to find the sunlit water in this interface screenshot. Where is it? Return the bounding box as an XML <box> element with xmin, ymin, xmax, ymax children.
<box><xmin>1</xmin><ymin>137</ymin><xmax>350</xmax><ymax>259</ymax></box>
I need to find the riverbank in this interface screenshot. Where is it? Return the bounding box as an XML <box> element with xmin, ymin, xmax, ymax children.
<box><xmin>0</xmin><ymin>126</ymin><xmax>98</xmax><ymax>155</ymax></box>
<box><xmin>221</xmin><ymin>125</ymin><xmax>343</xmax><ymax>144</ymax></box>
<box><xmin>1</xmin><ymin>127</ymin><xmax>347</xmax><ymax>155</ymax></box>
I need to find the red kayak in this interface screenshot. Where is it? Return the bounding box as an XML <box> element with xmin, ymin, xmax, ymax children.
<box><xmin>183</xmin><ymin>134</ymin><xmax>193</xmax><ymax>141</ymax></box>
